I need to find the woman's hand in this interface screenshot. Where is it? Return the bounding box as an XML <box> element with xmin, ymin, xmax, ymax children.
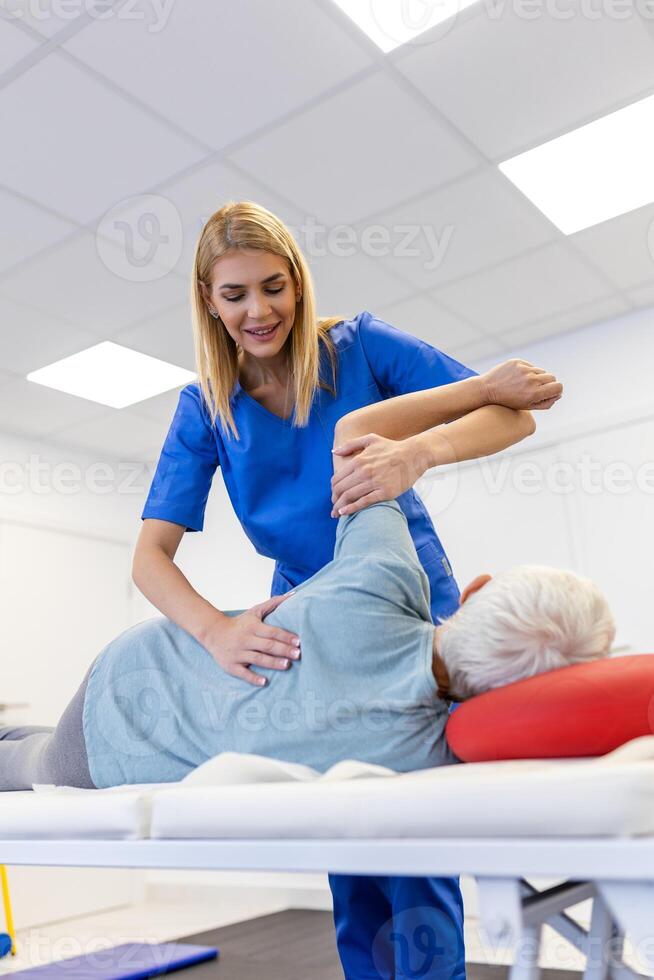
<box><xmin>331</xmin><ymin>434</ymin><xmax>429</xmax><ymax>518</ymax></box>
<box><xmin>481</xmin><ymin>359</ymin><xmax>563</xmax><ymax>411</ymax></box>
<box><xmin>200</xmin><ymin>594</ymin><xmax>301</xmax><ymax>687</ymax></box>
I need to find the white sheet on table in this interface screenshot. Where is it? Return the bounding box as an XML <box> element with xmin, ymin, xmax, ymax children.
<box><xmin>150</xmin><ymin>737</ymin><xmax>654</xmax><ymax>841</ymax></box>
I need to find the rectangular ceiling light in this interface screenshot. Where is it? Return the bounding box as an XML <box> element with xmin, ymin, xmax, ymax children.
<box><xmin>499</xmin><ymin>93</ymin><xmax>654</xmax><ymax>234</ymax></box>
<box><xmin>330</xmin><ymin>0</ymin><xmax>479</xmax><ymax>52</ymax></box>
<box><xmin>27</xmin><ymin>341</ymin><xmax>196</xmax><ymax>409</ymax></box>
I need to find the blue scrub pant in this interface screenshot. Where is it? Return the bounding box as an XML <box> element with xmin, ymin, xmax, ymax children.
<box><xmin>328</xmin><ymin>872</ymin><xmax>465</xmax><ymax>979</ymax></box>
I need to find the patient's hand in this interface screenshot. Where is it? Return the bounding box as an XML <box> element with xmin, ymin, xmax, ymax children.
<box><xmin>482</xmin><ymin>359</ymin><xmax>563</xmax><ymax>411</ymax></box>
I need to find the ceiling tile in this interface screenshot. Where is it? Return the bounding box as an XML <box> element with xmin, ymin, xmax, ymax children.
<box><xmin>373</xmin><ymin>294</ymin><xmax>482</xmax><ymax>350</ymax></box>
<box><xmin>369</xmin><ymin>168</ymin><xmax>559</xmax><ymax>290</ymax></box>
<box><xmin>310</xmin><ymin>250</ymin><xmax>413</xmax><ymax>317</ymax></box>
<box><xmin>48</xmin><ymin>407</ymin><xmax>170</xmax><ymax>461</ymax></box>
<box><xmin>152</xmin><ymin>157</ymin><xmax>420</xmax><ymax>315</ymax></box>
<box><xmin>127</xmin><ymin>386</ymin><xmax>185</xmax><ymax>426</ymax></box>
<box><xmin>0</xmin><ymin>53</ymin><xmax>206</xmax><ymax>224</ymax></box>
<box><xmin>0</xmin><ymin>374</ymin><xmax>109</xmax><ymax>439</ymax></box>
<box><xmin>227</xmin><ymin>71</ymin><xmax>480</xmax><ymax>225</ymax></box>
<box><xmin>0</xmin><ymin>0</ymin><xmax>90</xmax><ymax>38</ymax></box>
<box><xmin>0</xmin><ymin>14</ymin><xmax>40</xmax><ymax>70</ymax></box>
<box><xmin>113</xmin><ymin>304</ymin><xmax>196</xmax><ymax>372</ymax></box>
<box><xmin>0</xmin><ymin>293</ymin><xmax>100</xmax><ymax>374</ymax></box>
<box><xmin>571</xmin><ymin>202</ymin><xmax>654</xmax><ymax>291</ymax></box>
<box><xmin>0</xmin><ymin>232</ymin><xmax>187</xmax><ymax>335</ymax></box>
<box><xmin>158</xmin><ymin>159</ymin><xmax>308</xmax><ymax>281</ymax></box>
<box><xmin>432</xmin><ymin>241</ymin><xmax>615</xmax><ymax>332</ymax></box>
<box><xmin>63</xmin><ymin>0</ymin><xmax>375</xmax><ymax>149</ymax></box>
<box><xmin>0</xmin><ymin>187</ymin><xmax>76</xmax><ymax>275</ymax></box>
<box><xmin>499</xmin><ymin>295</ymin><xmax>631</xmax><ymax>349</ymax></box>
<box><xmin>627</xmin><ymin>281</ymin><xmax>654</xmax><ymax>309</ymax></box>
<box><xmin>395</xmin><ymin>1</ymin><xmax>654</xmax><ymax>160</ymax></box>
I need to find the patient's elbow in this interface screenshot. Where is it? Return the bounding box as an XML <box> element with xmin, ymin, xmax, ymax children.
<box><xmin>334</xmin><ymin>410</ymin><xmax>361</xmax><ymax>448</ymax></box>
<box><xmin>522</xmin><ymin>410</ymin><xmax>537</xmax><ymax>437</ymax></box>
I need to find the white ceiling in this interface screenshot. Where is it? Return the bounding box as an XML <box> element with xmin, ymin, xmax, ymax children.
<box><xmin>1</xmin><ymin>0</ymin><xmax>654</xmax><ymax>461</ymax></box>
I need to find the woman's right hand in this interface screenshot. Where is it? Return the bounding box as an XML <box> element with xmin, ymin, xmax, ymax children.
<box><xmin>482</xmin><ymin>359</ymin><xmax>564</xmax><ymax>411</ymax></box>
<box><xmin>200</xmin><ymin>593</ymin><xmax>301</xmax><ymax>687</ymax></box>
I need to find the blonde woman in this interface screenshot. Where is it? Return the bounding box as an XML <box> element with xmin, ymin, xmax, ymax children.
<box><xmin>133</xmin><ymin>201</ymin><xmax>560</xmax><ymax>979</ymax></box>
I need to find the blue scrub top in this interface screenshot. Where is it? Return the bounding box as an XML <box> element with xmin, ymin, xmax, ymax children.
<box><xmin>141</xmin><ymin>310</ymin><xmax>477</xmax><ymax>623</ymax></box>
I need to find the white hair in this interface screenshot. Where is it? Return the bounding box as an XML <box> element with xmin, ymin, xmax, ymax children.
<box><xmin>438</xmin><ymin>565</ymin><xmax>616</xmax><ymax>700</ymax></box>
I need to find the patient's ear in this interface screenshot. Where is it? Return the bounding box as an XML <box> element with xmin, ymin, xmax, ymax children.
<box><xmin>460</xmin><ymin>574</ymin><xmax>492</xmax><ymax>606</ymax></box>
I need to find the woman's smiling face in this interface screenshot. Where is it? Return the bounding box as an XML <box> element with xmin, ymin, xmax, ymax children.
<box><xmin>204</xmin><ymin>248</ymin><xmax>299</xmax><ymax>361</ymax></box>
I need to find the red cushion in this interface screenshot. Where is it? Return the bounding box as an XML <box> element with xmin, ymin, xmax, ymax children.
<box><xmin>445</xmin><ymin>654</ymin><xmax>654</xmax><ymax>762</ymax></box>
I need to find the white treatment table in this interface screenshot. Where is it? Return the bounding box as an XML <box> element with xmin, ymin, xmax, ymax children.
<box><xmin>1</xmin><ymin>739</ymin><xmax>653</xmax><ymax>980</ymax></box>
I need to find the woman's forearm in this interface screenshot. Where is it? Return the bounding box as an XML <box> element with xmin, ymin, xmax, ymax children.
<box><xmin>412</xmin><ymin>404</ymin><xmax>535</xmax><ymax>468</ymax></box>
<box><xmin>133</xmin><ymin>546</ymin><xmax>227</xmax><ymax>644</ymax></box>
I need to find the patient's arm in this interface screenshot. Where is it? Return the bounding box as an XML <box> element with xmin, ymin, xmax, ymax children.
<box><xmin>339</xmin><ymin>374</ymin><xmax>487</xmax><ymax>445</ymax></box>
<box><xmin>331</xmin><ymin>360</ymin><xmax>562</xmax><ymax>510</ymax></box>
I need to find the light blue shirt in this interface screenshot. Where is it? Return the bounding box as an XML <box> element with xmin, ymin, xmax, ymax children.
<box><xmin>83</xmin><ymin>501</ymin><xmax>456</xmax><ymax>787</ymax></box>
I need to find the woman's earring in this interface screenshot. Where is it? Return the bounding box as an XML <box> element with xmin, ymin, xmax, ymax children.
<box><xmin>208</xmin><ymin>307</ymin><xmax>219</xmax><ymax>319</ymax></box>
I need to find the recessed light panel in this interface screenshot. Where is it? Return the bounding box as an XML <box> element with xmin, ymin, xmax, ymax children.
<box><xmin>330</xmin><ymin>0</ymin><xmax>478</xmax><ymax>52</ymax></box>
<box><xmin>499</xmin><ymin>94</ymin><xmax>654</xmax><ymax>234</ymax></box>
<box><xmin>27</xmin><ymin>341</ymin><xmax>196</xmax><ymax>409</ymax></box>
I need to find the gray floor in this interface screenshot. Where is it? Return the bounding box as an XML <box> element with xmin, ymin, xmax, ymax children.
<box><xmin>176</xmin><ymin>909</ymin><xmax>583</xmax><ymax>980</ymax></box>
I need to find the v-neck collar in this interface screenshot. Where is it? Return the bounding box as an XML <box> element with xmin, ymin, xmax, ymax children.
<box><xmin>233</xmin><ymin>378</ymin><xmax>294</xmax><ymax>427</ymax></box>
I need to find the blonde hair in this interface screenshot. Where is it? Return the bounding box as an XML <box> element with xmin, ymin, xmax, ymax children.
<box><xmin>191</xmin><ymin>200</ymin><xmax>344</xmax><ymax>439</ymax></box>
<box><xmin>438</xmin><ymin>565</ymin><xmax>616</xmax><ymax>699</ymax></box>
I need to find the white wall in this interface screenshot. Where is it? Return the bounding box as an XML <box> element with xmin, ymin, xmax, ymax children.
<box><xmin>0</xmin><ymin>429</ymin><xmax>153</xmax><ymax>724</ymax></box>
<box><xmin>130</xmin><ymin>468</ymin><xmax>278</xmax><ymax>623</ymax></box>
<box><xmin>0</xmin><ymin>431</ymin><xmax>153</xmax><ymax>927</ymax></box>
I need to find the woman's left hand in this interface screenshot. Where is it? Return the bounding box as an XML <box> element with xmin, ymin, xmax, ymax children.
<box><xmin>330</xmin><ymin>433</ymin><xmax>428</xmax><ymax>518</ymax></box>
